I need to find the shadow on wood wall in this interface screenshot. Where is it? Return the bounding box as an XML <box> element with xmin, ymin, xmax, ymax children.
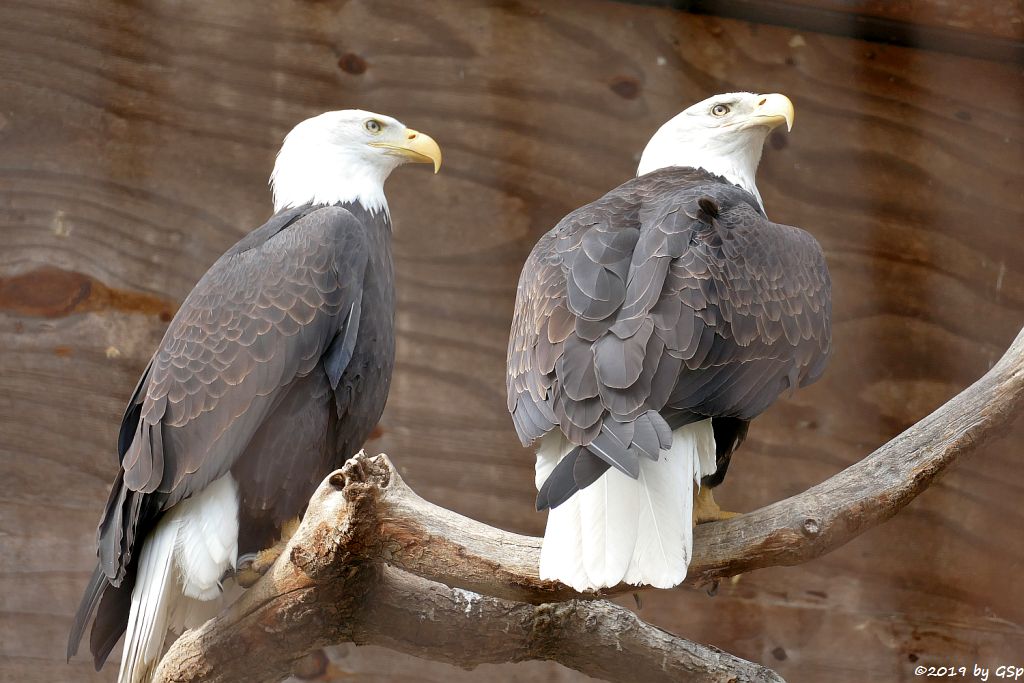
<box><xmin>0</xmin><ymin>1</ymin><xmax>1021</xmax><ymax>681</ymax></box>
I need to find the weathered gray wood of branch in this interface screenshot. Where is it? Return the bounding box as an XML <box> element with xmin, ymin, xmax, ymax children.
<box><xmin>152</xmin><ymin>325</ymin><xmax>1024</xmax><ymax>683</ymax></box>
<box><xmin>152</xmin><ymin>456</ymin><xmax>783</xmax><ymax>683</ymax></box>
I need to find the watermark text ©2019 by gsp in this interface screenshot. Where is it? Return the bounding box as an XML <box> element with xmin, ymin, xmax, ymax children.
<box><xmin>914</xmin><ymin>665</ymin><xmax>1024</xmax><ymax>681</ymax></box>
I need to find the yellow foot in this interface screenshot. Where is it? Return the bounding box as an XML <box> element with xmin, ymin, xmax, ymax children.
<box><xmin>235</xmin><ymin>517</ymin><xmax>301</xmax><ymax>588</ymax></box>
<box><xmin>692</xmin><ymin>486</ymin><xmax>741</xmax><ymax>525</ymax></box>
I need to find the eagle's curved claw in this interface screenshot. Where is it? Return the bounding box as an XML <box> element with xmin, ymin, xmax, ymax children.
<box><xmin>233</xmin><ymin>517</ymin><xmax>301</xmax><ymax>588</ymax></box>
<box><xmin>693</xmin><ymin>486</ymin><xmax>741</xmax><ymax>525</ymax></box>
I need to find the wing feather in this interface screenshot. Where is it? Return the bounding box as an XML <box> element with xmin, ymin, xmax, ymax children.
<box><xmin>97</xmin><ymin>206</ymin><xmax>371</xmax><ymax>584</ymax></box>
<box><xmin>508</xmin><ymin>167</ymin><xmax>831</xmax><ymax>509</ymax></box>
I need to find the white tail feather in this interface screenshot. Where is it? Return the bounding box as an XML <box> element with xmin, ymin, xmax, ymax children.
<box><xmin>623</xmin><ymin>427</ymin><xmax>697</xmax><ymax>587</ymax></box>
<box><xmin>539</xmin><ymin>495</ymin><xmax>590</xmax><ymax>591</ymax></box>
<box><xmin>118</xmin><ymin>474</ymin><xmax>239</xmax><ymax>683</ymax></box>
<box><xmin>580</xmin><ymin>467</ymin><xmax>641</xmax><ymax>587</ymax></box>
<box><xmin>119</xmin><ymin>518</ymin><xmax>177</xmax><ymax>683</ymax></box>
<box><xmin>537</xmin><ymin>420</ymin><xmax>716</xmax><ymax>590</ymax></box>
<box><xmin>537</xmin><ymin>435</ymin><xmax>589</xmax><ymax>590</ymax></box>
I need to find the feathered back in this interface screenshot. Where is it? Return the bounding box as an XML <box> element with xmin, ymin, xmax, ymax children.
<box><xmin>508</xmin><ymin>167</ymin><xmax>831</xmax><ymax>507</ymax></box>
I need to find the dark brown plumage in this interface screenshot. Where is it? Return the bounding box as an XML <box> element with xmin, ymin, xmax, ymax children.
<box><xmin>69</xmin><ymin>202</ymin><xmax>395</xmax><ymax>669</ymax></box>
<box><xmin>507</xmin><ymin>167</ymin><xmax>831</xmax><ymax>510</ymax></box>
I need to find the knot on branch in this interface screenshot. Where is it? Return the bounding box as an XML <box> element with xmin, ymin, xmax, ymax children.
<box><xmin>330</xmin><ymin>451</ymin><xmax>393</xmax><ymax>499</ymax></box>
<box><xmin>293</xmin><ymin>453</ymin><xmax>394</xmax><ymax>578</ymax></box>
<box><xmin>801</xmin><ymin>518</ymin><xmax>820</xmax><ymax>537</ymax></box>
<box><xmin>528</xmin><ymin>600</ymin><xmax>601</xmax><ymax>649</ymax></box>
<box><xmin>526</xmin><ymin>602</ymin><xmax>560</xmax><ymax>656</ymax></box>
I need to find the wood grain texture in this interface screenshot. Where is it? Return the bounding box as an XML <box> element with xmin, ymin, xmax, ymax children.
<box><xmin>1</xmin><ymin>0</ymin><xmax>1022</xmax><ymax>681</ymax></box>
<box><xmin>779</xmin><ymin>0</ymin><xmax>1024</xmax><ymax>41</ymax></box>
<box><xmin>636</xmin><ymin>0</ymin><xmax>1024</xmax><ymax>62</ymax></box>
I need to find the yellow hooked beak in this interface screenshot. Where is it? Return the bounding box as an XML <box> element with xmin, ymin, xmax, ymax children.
<box><xmin>750</xmin><ymin>93</ymin><xmax>794</xmax><ymax>132</ymax></box>
<box><xmin>371</xmin><ymin>129</ymin><xmax>442</xmax><ymax>173</ymax></box>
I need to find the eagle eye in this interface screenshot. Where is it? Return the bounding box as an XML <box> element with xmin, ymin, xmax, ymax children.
<box><xmin>364</xmin><ymin>119</ymin><xmax>383</xmax><ymax>134</ymax></box>
<box><xmin>711</xmin><ymin>104</ymin><xmax>730</xmax><ymax>117</ymax></box>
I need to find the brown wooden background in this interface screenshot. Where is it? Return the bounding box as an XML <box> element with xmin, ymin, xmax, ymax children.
<box><xmin>2</xmin><ymin>1</ymin><xmax>1022</xmax><ymax>681</ymax></box>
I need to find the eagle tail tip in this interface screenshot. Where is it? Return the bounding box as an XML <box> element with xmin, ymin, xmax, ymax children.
<box><xmin>537</xmin><ymin>420</ymin><xmax>717</xmax><ymax>591</ymax></box>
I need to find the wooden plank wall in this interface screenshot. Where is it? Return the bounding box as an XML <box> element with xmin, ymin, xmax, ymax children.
<box><xmin>663</xmin><ymin>0</ymin><xmax>1024</xmax><ymax>62</ymax></box>
<box><xmin>1</xmin><ymin>1</ymin><xmax>1022</xmax><ymax>681</ymax></box>
<box><xmin>777</xmin><ymin>0</ymin><xmax>1024</xmax><ymax>41</ymax></box>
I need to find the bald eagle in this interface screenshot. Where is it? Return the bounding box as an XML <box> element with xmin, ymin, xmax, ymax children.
<box><xmin>68</xmin><ymin>110</ymin><xmax>441</xmax><ymax>681</ymax></box>
<box><xmin>507</xmin><ymin>93</ymin><xmax>831</xmax><ymax>591</ymax></box>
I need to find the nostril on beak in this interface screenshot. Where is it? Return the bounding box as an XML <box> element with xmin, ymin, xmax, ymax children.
<box><xmin>407</xmin><ymin>131</ymin><xmax>417</xmax><ymax>139</ymax></box>
<box><xmin>758</xmin><ymin>98</ymin><xmax>767</xmax><ymax>106</ymax></box>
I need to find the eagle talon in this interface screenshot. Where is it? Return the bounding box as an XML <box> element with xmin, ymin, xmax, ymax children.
<box><xmin>693</xmin><ymin>486</ymin><xmax>741</xmax><ymax>525</ymax></box>
<box><xmin>233</xmin><ymin>517</ymin><xmax>301</xmax><ymax>588</ymax></box>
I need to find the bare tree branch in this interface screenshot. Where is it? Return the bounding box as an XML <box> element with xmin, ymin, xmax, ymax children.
<box><xmin>152</xmin><ymin>325</ymin><xmax>1024</xmax><ymax>683</ymax></box>
<box><xmin>352</xmin><ymin>325</ymin><xmax>1024</xmax><ymax>599</ymax></box>
<box><xmin>154</xmin><ymin>562</ymin><xmax>782</xmax><ymax>683</ymax></box>
<box><xmin>153</xmin><ymin>458</ymin><xmax>781</xmax><ymax>683</ymax></box>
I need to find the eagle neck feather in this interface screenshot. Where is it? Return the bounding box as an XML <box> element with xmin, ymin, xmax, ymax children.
<box><xmin>271</xmin><ymin>143</ymin><xmax>391</xmax><ymax>218</ymax></box>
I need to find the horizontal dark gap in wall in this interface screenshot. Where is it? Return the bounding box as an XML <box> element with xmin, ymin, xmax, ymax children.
<box><xmin>623</xmin><ymin>0</ymin><xmax>1024</xmax><ymax>64</ymax></box>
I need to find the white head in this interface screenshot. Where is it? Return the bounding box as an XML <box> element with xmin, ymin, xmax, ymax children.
<box><xmin>637</xmin><ymin>92</ymin><xmax>794</xmax><ymax>210</ymax></box>
<box><xmin>271</xmin><ymin>109</ymin><xmax>442</xmax><ymax>214</ymax></box>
